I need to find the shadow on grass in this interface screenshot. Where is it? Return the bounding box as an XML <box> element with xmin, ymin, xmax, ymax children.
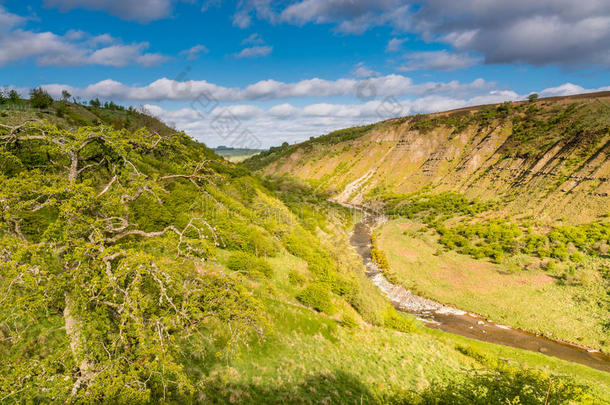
<box><xmin>199</xmin><ymin>367</ymin><xmax>591</xmax><ymax>405</ymax></box>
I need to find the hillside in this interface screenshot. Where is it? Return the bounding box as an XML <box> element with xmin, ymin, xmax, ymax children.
<box><xmin>1</xmin><ymin>100</ymin><xmax>609</xmax><ymax>403</ymax></box>
<box><xmin>246</xmin><ymin>92</ymin><xmax>610</xmax><ymax>353</ymax></box>
<box><xmin>248</xmin><ymin>92</ymin><xmax>610</xmax><ymax>224</ymax></box>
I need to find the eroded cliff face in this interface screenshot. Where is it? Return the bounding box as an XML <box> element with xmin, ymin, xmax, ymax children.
<box><xmin>260</xmin><ymin>93</ymin><xmax>610</xmax><ymax>224</ymax></box>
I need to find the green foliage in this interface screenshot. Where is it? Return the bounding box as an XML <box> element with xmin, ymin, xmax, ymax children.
<box><xmin>226</xmin><ymin>251</ymin><xmax>273</xmax><ymax>278</ymax></box>
<box><xmin>382</xmin><ymin>305</ymin><xmax>416</xmax><ymax>333</ymax></box>
<box><xmin>386</xmin><ymin>191</ymin><xmax>495</xmax><ymax>220</ymax></box>
<box><xmin>29</xmin><ymin>87</ymin><xmax>54</xmax><ymax>109</ymax></box>
<box><xmin>8</xmin><ymin>89</ymin><xmax>20</xmax><ymax>103</ymax></box>
<box><xmin>387</xmin><ymin>191</ymin><xmax>610</xmax><ymax>266</ymax></box>
<box><xmin>297</xmin><ymin>283</ymin><xmax>335</xmax><ymax>314</ymax></box>
<box><xmin>0</xmin><ymin>121</ymin><xmax>267</xmax><ymax>401</ymax></box>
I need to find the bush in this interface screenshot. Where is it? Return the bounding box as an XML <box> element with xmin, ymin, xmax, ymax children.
<box><xmin>226</xmin><ymin>251</ymin><xmax>273</xmax><ymax>278</ymax></box>
<box><xmin>340</xmin><ymin>313</ymin><xmax>358</xmax><ymax>329</ymax></box>
<box><xmin>288</xmin><ymin>270</ymin><xmax>306</xmax><ymax>286</ymax></box>
<box><xmin>29</xmin><ymin>87</ymin><xmax>53</xmax><ymax>109</ymax></box>
<box><xmin>297</xmin><ymin>283</ymin><xmax>335</xmax><ymax>314</ymax></box>
<box><xmin>382</xmin><ymin>306</ymin><xmax>416</xmax><ymax>333</ymax></box>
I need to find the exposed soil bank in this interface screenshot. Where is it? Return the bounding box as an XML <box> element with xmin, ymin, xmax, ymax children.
<box><xmin>350</xmin><ymin>210</ymin><xmax>610</xmax><ymax>373</ymax></box>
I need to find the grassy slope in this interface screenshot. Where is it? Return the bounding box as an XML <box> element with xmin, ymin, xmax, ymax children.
<box><xmin>377</xmin><ymin>219</ymin><xmax>609</xmax><ymax>351</ymax></box>
<box><xmin>199</xmin><ymin>226</ymin><xmax>610</xmax><ymax>403</ymax></box>
<box><xmin>2</xmin><ymin>101</ymin><xmax>608</xmax><ymax>402</ymax></box>
<box><xmin>245</xmin><ymin>92</ymin><xmax>610</xmax><ymax>353</ymax></box>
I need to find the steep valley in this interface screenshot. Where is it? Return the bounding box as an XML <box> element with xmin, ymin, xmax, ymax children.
<box><xmin>1</xmin><ymin>97</ymin><xmax>609</xmax><ymax>403</ymax></box>
<box><xmin>251</xmin><ymin>92</ymin><xmax>610</xmax><ymax>224</ymax></box>
<box><xmin>248</xmin><ymin>92</ymin><xmax>610</xmax><ymax>354</ymax></box>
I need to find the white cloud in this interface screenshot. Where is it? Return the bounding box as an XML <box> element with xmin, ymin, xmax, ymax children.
<box><xmin>88</xmin><ymin>43</ymin><xmax>168</xmax><ymax>67</ymax></box>
<box><xmin>539</xmin><ymin>83</ymin><xmax>610</xmax><ymax>97</ymax></box>
<box><xmin>268</xmin><ymin>103</ymin><xmax>301</xmax><ymax>117</ymax></box>
<box><xmin>398</xmin><ymin>50</ymin><xmax>480</xmax><ymax>72</ymax></box>
<box><xmin>142</xmin><ymin>88</ymin><xmax>522</xmax><ymax>148</ymax></box>
<box><xmin>352</xmin><ymin>62</ymin><xmax>380</xmax><ymax>78</ymax></box>
<box><xmin>44</xmin><ymin>0</ymin><xmax>175</xmax><ymax>22</ymax></box>
<box><xmin>0</xmin><ymin>8</ymin><xmax>168</xmax><ymax>67</ymax></box>
<box><xmin>40</xmin><ymin>75</ymin><xmax>495</xmax><ymax>102</ymax></box>
<box><xmin>386</xmin><ymin>37</ymin><xmax>407</xmax><ymax>52</ymax></box>
<box><xmin>179</xmin><ymin>44</ymin><xmax>209</xmax><ymax>60</ymax></box>
<box><xmin>0</xmin><ymin>6</ymin><xmax>25</xmax><ymax>29</ymax></box>
<box><xmin>242</xmin><ymin>33</ymin><xmax>265</xmax><ymax>45</ymax></box>
<box><xmin>235</xmin><ymin>45</ymin><xmax>273</xmax><ymax>58</ymax></box>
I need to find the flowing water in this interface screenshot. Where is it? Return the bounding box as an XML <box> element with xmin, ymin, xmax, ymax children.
<box><xmin>350</xmin><ymin>210</ymin><xmax>610</xmax><ymax>373</ymax></box>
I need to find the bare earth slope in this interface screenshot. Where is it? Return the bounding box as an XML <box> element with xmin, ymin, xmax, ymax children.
<box><xmin>250</xmin><ymin>92</ymin><xmax>610</xmax><ymax>224</ymax></box>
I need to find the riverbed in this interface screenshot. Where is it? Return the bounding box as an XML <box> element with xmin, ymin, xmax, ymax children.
<box><xmin>350</xmin><ymin>210</ymin><xmax>610</xmax><ymax>373</ymax></box>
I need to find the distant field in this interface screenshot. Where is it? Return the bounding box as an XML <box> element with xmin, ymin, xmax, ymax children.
<box><xmin>214</xmin><ymin>147</ymin><xmax>264</xmax><ymax>162</ymax></box>
<box><xmin>376</xmin><ymin>218</ymin><xmax>610</xmax><ymax>352</ymax></box>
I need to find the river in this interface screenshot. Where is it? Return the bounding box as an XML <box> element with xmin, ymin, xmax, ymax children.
<box><xmin>350</xmin><ymin>210</ymin><xmax>610</xmax><ymax>373</ymax></box>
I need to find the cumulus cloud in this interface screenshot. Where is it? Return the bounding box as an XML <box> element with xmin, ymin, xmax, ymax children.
<box><xmin>179</xmin><ymin>44</ymin><xmax>209</xmax><ymax>60</ymax></box>
<box><xmin>141</xmin><ymin>88</ymin><xmax>521</xmax><ymax>148</ymax></box>
<box><xmin>0</xmin><ymin>7</ymin><xmax>168</xmax><ymax>67</ymax></box>
<box><xmin>235</xmin><ymin>45</ymin><xmax>273</xmax><ymax>58</ymax></box>
<box><xmin>44</xmin><ymin>0</ymin><xmax>175</xmax><ymax>22</ymax></box>
<box><xmin>352</xmin><ymin>62</ymin><xmax>380</xmax><ymax>78</ymax></box>
<box><xmin>40</xmin><ymin>75</ymin><xmax>495</xmax><ymax>102</ymax></box>
<box><xmin>398</xmin><ymin>50</ymin><xmax>480</xmax><ymax>72</ymax></box>
<box><xmin>539</xmin><ymin>83</ymin><xmax>610</xmax><ymax>97</ymax></box>
<box><xmin>233</xmin><ymin>0</ymin><xmax>610</xmax><ymax>67</ymax></box>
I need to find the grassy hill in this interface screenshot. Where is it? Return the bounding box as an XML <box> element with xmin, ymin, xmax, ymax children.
<box><xmin>0</xmin><ymin>99</ymin><xmax>608</xmax><ymax>403</ymax></box>
<box><xmin>246</xmin><ymin>92</ymin><xmax>610</xmax><ymax>353</ymax></box>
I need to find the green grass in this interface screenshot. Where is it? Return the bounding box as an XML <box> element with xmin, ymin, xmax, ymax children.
<box><xmin>192</xmin><ymin>297</ymin><xmax>610</xmax><ymax>404</ymax></box>
<box><xmin>377</xmin><ymin>218</ymin><xmax>610</xmax><ymax>352</ymax></box>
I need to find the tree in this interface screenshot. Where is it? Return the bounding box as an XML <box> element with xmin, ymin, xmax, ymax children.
<box><xmin>528</xmin><ymin>93</ymin><xmax>539</xmax><ymax>102</ymax></box>
<box><xmin>0</xmin><ymin>122</ymin><xmax>263</xmax><ymax>401</ymax></box>
<box><xmin>61</xmin><ymin>89</ymin><xmax>72</xmax><ymax>101</ymax></box>
<box><xmin>29</xmin><ymin>87</ymin><xmax>54</xmax><ymax>109</ymax></box>
<box><xmin>8</xmin><ymin>89</ymin><xmax>20</xmax><ymax>103</ymax></box>
<box><xmin>89</xmin><ymin>98</ymin><xmax>101</xmax><ymax>107</ymax></box>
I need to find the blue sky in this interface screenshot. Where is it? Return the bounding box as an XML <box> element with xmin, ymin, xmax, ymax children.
<box><xmin>1</xmin><ymin>0</ymin><xmax>609</xmax><ymax>147</ymax></box>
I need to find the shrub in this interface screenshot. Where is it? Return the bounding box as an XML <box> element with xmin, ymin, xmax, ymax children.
<box><xmin>226</xmin><ymin>251</ymin><xmax>273</xmax><ymax>278</ymax></box>
<box><xmin>29</xmin><ymin>87</ymin><xmax>53</xmax><ymax>109</ymax></box>
<box><xmin>331</xmin><ymin>275</ymin><xmax>358</xmax><ymax>298</ymax></box>
<box><xmin>297</xmin><ymin>283</ymin><xmax>335</xmax><ymax>314</ymax></box>
<box><xmin>288</xmin><ymin>270</ymin><xmax>306</xmax><ymax>286</ymax></box>
<box><xmin>382</xmin><ymin>306</ymin><xmax>416</xmax><ymax>333</ymax></box>
<box><xmin>340</xmin><ymin>313</ymin><xmax>358</xmax><ymax>329</ymax></box>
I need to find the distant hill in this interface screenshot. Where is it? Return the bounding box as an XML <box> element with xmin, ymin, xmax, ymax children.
<box><xmin>214</xmin><ymin>146</ymin><xmax>264</xmax><ymax>162</ymax></box>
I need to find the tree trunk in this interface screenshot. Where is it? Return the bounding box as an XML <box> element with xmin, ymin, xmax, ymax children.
<box><xmin>68</xmin><ymin>152</ymin><xmax>78</xmax><ymax>183</ymax></box>
<box><xmin>64</xmin><ymin>293</ymin><xmax>95</xmax><ymax>395</ymax></box>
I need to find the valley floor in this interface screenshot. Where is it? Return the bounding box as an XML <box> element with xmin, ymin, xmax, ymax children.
<box><xmin>376</xmin><ymin>218</ymin><xmax>610</xmax><ymax>353</ymax></box>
